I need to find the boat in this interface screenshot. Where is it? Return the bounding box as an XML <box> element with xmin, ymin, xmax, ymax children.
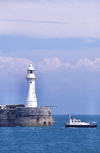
<box><xmin>65</xmin><ymin>114</ymin><xmax>97</xmax><ymax>128</ymax></box>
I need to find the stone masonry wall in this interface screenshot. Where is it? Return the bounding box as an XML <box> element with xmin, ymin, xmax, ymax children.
<box><xmin>0</xmin><ymin>106</ymin><xmax>54</xmax><ymax>127</ymax></box>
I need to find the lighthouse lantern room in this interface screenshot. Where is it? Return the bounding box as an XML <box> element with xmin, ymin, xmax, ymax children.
<box><xmin>25</xmin><ymin>64</ymin><xmax>37</xmax><ymax>107</ymax></box>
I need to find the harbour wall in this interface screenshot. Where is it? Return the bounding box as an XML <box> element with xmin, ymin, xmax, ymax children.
<box><xmin>0</xmin><ymin>105</ymin><xmax>54</xmax><ymax>127</ymax></box>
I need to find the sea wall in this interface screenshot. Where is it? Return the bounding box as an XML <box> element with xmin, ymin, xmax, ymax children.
<box><xmin>0</xmin><ymin>105</ymin><xmax>54</xmax><ymax>127</ymax></box>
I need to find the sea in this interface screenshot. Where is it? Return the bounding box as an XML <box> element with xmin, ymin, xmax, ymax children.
<box><xmin>0</xmin><ymin>115</ymin><xmax>100</xmax><ymax>153</ymax></box>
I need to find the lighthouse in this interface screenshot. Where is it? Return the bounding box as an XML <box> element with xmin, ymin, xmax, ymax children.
<box><xmin>25</xmin><ymin>64</ymin><xmax>37</xmax><ymax>107</ymax></box>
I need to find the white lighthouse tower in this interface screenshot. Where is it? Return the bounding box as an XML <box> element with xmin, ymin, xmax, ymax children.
<box><xmin>25</xmin><ymin>64</ymin><xmax>37</xmax><ymax>107</ymax></box>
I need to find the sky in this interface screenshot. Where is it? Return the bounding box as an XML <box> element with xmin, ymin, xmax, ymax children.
<box><xmin>0</xmin><ymin>0</ymin><xmax>100</xmax><ymax>114</ymax></box>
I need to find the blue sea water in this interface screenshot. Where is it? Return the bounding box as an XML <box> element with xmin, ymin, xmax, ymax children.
<box><xmin>0</xmin><ymin>115</ymin><xmax>100</xmax><ymax>153</ymax></box>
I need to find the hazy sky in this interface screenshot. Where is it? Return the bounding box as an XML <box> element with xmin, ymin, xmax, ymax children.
<box><xmin>0</xmin><ymin>0</ymin><xmax>100</xmax><ymax>114</ymax></box>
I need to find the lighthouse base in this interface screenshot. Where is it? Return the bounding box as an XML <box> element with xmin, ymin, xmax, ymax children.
<box><xmin>25</xmin><ymin>100</ymin><xmax>37</xmax><ymax>107</ymax></box>
<box><xmin>0</xmin><ymin>105</ymin><xmax>54</xmax><ymax>127</ymax></box>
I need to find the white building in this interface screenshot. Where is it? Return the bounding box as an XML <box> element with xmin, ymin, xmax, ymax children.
<box><xmin>25</xmin><ymin>64</ymin><xmax>37</xmax><ymax>107</ymax></box>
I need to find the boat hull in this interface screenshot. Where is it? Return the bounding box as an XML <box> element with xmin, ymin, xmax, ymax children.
<box><xmin>65</xmin><ymin>124</ymin><xmax>97</xmax><ymax>128</ymax></box>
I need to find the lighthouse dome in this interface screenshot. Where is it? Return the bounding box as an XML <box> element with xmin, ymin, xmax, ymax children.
<box><xmin>27</xmin><ymin>64</ymin><xmax>34</xmax><ymax>71</ymax></box>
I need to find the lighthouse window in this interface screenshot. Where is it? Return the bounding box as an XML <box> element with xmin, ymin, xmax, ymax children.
<box><xmin>29</xmin><ymin>70</ymin><xmax>33</xmax><ymax>74</ymax></box>
<box><xmin>30</xmin><ymin>103</ymin><xmax>32</xmax><ymax>106</ymax></box>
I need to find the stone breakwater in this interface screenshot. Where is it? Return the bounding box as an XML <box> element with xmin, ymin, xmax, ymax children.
<box><xmin>0</xmin><ymin>105</ymin><xmax>54</xmax><ymax>127</ymax></box>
